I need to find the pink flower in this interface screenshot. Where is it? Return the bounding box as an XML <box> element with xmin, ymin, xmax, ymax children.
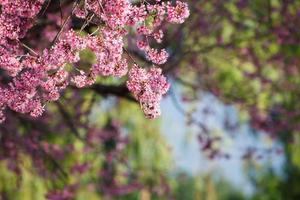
<box><xmin>166</xmin><ymin>1</ymin><xmax>190</xmax><ymax>24</ymax></box>
<box><xmin>127</xmin><ymin>65</ymin><xmax>170</xmax><ymax>118</ymax></box>
<box><xmin>0</xmin><ymin>0</ymin><xmax>189</xmax><ymax>122</ymax></box>
<box><xmin>146</xmin><ymin>48</ymin><xmax>169</xmax><ymax>65</ymax></box>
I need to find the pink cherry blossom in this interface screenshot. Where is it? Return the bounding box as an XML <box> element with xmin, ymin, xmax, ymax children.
<box><xmin>0</xmin><ymin>0</ymin><xmax>189</xmax><ymax>122</ymax></box>
<box><xmin>127</xmin><ymin>65</ymin><xmax>170</xmax><ymax>118</ymax></box>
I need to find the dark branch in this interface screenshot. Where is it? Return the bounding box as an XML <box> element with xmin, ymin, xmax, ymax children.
<box><xmin>88</xmin><ymin>84</ymin><xmax>137</xmax><ymax>102</ymax></box>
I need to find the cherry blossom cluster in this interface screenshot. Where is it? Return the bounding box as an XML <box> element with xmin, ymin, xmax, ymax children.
<box><xmin>0</xmin><ymin>0</ymin><xmax>189</xmax><ymax>122</ymax></box>
<box><xmin>127</xmin><ymin>65</ymin><xmax>170</xmax><ymax>118</ymax></box>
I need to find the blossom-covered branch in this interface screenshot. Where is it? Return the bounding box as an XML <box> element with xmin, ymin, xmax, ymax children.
<box><xmin>0</xmin><ymin>0</ymin><xmax>189</xmax><ymax>122</ymax></box>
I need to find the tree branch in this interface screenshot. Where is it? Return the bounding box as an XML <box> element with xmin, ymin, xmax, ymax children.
<box><xmin>87</xmin><ymin>84</ymin><xmax>137</xmax><ymax>102</ymax></box>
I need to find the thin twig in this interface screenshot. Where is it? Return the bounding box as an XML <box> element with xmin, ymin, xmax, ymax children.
<box><xmin>17</xmin><ymin>39</ymin><xmax>39</xmax><ymax>56</ymax></box>
<box><xmin>51</xmin><ymin>0</ymin><xmax>80</xmax><ymax>45</ymax></box>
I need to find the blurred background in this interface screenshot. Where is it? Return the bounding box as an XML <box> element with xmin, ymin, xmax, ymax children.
<box><xmin>1</xmin><ymin>0</ymin><xmax>300</xmax><ymax>199</ymax></box>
